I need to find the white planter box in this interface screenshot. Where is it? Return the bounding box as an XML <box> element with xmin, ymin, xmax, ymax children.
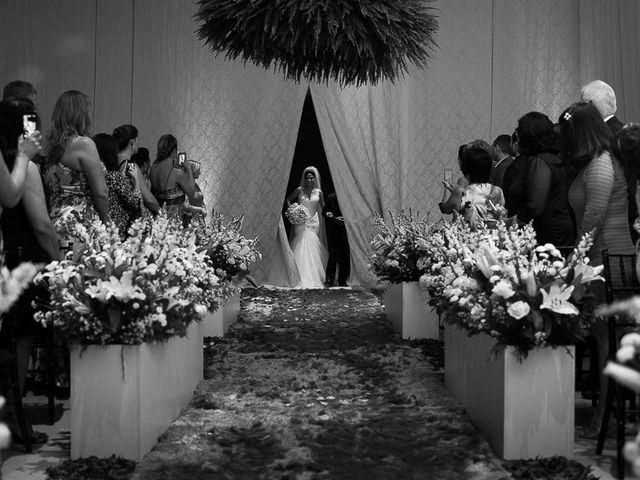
<box><xmin>70</xmin><ymin>321</ymin><xmax>203</xmax><ymax>460</ymax></box>
<box><xmin>444</xmin><ymin>324</ymin><xmax>574</xmax><ymax>459</ymax></box>
<box><xmin>203</xmin><ymin>292</ymin><xmax>240</xmax><ymax>337</ymax></box>
<box><xmin>383</xmin><ymin>281</ymin><xmax>439</xmax><ymax>339</ymax></box>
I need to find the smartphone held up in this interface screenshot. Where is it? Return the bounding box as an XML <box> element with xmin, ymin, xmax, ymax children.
<box><xmin>177</xmin><ymin>151</ymin><xmax>186</xmax><ymax>167</ymax></box>
<box><xmin>23</xmin><ymin>114</ymin><xmax>37</xmax><ymax>136</ymax></box>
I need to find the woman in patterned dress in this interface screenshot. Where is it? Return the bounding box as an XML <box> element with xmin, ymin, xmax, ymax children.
<box><xmin>44</xmin><ymin>91</ymin><xmax>110</xmax><ymax>249</ymax></box>
<box><xmin>94</xmin><ymin>133</ymin><xmax>142</xmax><ymax>238</ymax></box>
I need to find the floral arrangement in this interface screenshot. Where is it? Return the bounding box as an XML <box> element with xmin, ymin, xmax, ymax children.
<box><xmin>419</xmin><ymin>218</ymin><xmax>602</xmax><ymax>357</ymax></box>
<box><xmin>599</xmin><ymin>298</ymin><xmax>640</xmax><ymax>476</ymax></box>
<box><xmin>285</xmin><ymin>203</ymin><xmax>309</xmax><ymax>226</ymax></box>
<box><xmin>369</xmin><ymin>211</ymin><xmax>439</xmax><ymax>283</ymax></box>
<box><xmin>190</xmin><ymin>213</ymin><xmax>262</xmax><ymax>284</ymax></box>
<box><xmin>34</xmin><ymin>213</ymin><xmax>222</xmax><ymax>345</ymax></box>
<box><xmin>0</xmin><ymin>260</ymin><xmax>40</xmax><ymax>314</ymax></box>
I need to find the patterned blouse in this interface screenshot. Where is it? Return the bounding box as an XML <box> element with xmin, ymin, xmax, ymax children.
<box><xmin>105</xmin><ymin>171</ymin><xmax>142</xmax><ymax>238</ymax></box>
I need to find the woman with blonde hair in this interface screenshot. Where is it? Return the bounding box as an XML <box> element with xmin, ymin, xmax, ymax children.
<box><xmin>45</xmin><ymin>90</ymin><xmax>109</xmax><ymax>246</ymax></box>
<box><xmin>285</xmin><ymin>166</ymin><xmax>328</xmax><ymax>288</ymax></box>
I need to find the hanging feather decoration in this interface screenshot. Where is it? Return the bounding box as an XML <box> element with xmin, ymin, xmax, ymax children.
<box><xmin>194</xmin><ymin>0</ymin><xmax>439</xmax><ymax>87</ymax></box>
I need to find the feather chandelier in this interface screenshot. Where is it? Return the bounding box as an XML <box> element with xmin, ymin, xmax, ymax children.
<box><xmin>195</xmin><ymin>0</ymin><xmax>439</xmax><ymax>87</ymax></box>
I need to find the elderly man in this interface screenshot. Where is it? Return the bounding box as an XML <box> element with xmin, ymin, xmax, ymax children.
<box><xmin>580</xmin><ymin>79</ymin><xmax>624</xmax><ymax>134</ymax></box>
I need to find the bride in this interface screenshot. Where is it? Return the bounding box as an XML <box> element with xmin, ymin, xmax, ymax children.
<box><xmin>285</xmin><ymin>166</ymin><xmax>328</xmax><ymax>288</ymax></box>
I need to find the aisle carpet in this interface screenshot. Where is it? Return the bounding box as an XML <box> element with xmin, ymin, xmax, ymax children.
<box><xmin>132</xmin><ymin>288</ymin><xmax>510</xmax><ymax>480</ymax></box>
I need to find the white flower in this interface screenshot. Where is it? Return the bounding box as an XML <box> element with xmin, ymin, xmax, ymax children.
<box><xmin>492</xmin><ymin>280</ymin><xmax>515</xmax><ymax>299</ymax></box>
<box><xmin>507</xmin><ymin>301</ymin><xmax>530</xmax><ymax>319</ymax></box>
<box><xmin>540</xmin><ymin>284</ymin><xmax>578</xmax><ymax>315</ymax></box>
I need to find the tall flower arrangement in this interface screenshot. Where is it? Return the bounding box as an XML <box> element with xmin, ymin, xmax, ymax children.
<box><xmin>191</xmin><ymin>213</ymin><xmax>261</xmax><ymax>285</ymax></box>
<box><xmin>420</xmin><ymin>218</ymin><xmax>602</xmax><ymax>357</ymax></box>
<box><xmin>35</xmin><ymin>213</ymin><xmax>222</xmax><ymax>345</ymax></box>
<box><xmin>369</xmin><ymin>211</ymin><xmax>438</xmax><ymax>283</ymax></box>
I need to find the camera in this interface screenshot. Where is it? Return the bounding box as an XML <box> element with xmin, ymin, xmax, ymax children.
<box><xmin>178</xmin><ymin>152</ymin><xmax>186</xmax><ymax>167</ymax></box>
<box><xmin>23</xmin><ymin>114</ymin><xmax>37</xmax><ymax>136</ymax></box>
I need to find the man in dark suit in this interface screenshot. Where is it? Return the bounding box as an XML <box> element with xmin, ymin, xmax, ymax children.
<box><xmin>323</xmin><ymin>192</ymin><xmax>350</xmax><ymax>287</ymax></box>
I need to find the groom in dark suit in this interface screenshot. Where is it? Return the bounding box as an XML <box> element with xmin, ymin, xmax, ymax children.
<box><xmin>323</xmin><ymin>192</ymin><xmax>350</xmax><ymax>287</ymax></box>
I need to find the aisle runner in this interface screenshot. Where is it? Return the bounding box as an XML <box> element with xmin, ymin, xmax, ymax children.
<box><xmin>132</xmin><ymin>288</ymin><xmax>509</xmax><ymax>479</ymax></box>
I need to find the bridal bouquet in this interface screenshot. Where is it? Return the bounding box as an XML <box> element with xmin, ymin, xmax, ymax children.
<box><xmin>285</xmin><ymin>203</ymin><xmax>309</xmax><ymax>225</ymax></box>
<box><xmin>35</xmin><ymin>213</ymin><xmax>222</xmax><ymax>345</ymax></box>
<box><xmin>191</xmin><ymin>213</ymin><xmax>262</xmax><ymax>284</ymax></box>
<box><xmin>369</xmin><ymin>211</ymin><xmax>440</xmax><ymax>283</ymax></box>
<box><xmin>420</xmin><ymin>218</ymin><xmax>602</xmax><ymax>357</ymax></box>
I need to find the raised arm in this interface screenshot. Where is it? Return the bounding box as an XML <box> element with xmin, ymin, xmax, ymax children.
<box><xmin>134</xmin><ymin>167</ymin><xmax>159</xmax><ymax>215</ymax></box>
<box><xmin>74</xmin><ymin>136</ymin><xmax>110</xmax><ymax>224</ymax></box>
<box><xmin>578</xmin><ymin>151</ymin><xmax>614</xmax><ymax>239</ymax></box>
<box><xmin>0</xmin><ymin>132</ymin><xmax>42</xmax><ymax>207</ymax></box>
<box><xmin>440</xmin><ymin>184</ymin><xmax>464</xmax><ymax>214</ymax></box>
<box><xmin>22</xmin><ymin>162</ymin><xmax>61</xmax><ymax>261</ymax></box>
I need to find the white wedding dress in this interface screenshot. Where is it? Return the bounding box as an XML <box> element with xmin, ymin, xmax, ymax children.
<box><xmin>290</xmin><ymin>189</ymin><xmax>328</xmax><ymax>288</ymax></box>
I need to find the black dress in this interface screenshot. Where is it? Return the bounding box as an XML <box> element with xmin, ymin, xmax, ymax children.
<box><xmin>504</xmin><ymin>153</ymin><xmax>575</xmax><ymax>247</ymax></box>
<box><xmin>0</xmin><ymin>197</ymin><xmax>50</xmax><ymax>343</ymax></box>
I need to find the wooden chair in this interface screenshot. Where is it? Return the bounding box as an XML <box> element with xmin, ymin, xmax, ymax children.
<box><xmin>596</xmin><ymin>249</ymin><xmax>640</xmax><ymax>479</ymax></box>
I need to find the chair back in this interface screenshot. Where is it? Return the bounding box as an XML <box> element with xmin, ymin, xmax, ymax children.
<box><xmin>601</xmin><ymin>248</ymin><xmax>640</xmax><ymax>355</ymax></box>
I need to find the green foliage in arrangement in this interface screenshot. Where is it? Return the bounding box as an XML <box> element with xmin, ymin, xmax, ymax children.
<box><xmin>194</xmin><ymin>0</ymin><xmax>439</xmax><ymax>86</ymax></box>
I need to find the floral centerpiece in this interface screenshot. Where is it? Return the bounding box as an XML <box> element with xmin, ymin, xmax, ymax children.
<box><xmin>285</xmin><ymin>203</ymin><xmax>309</xmax><ymax>226</ymax></box>
<box><xmin>34</xmin><ymin>213</ymin><xmax>222</xmax><ymax>345</ymax></box>
<box><xmin>191</xmin><ymin>213</ymin><xmax>261</xmax><ymax>286</ymax></box>
<box><xmin>0</xmin><ymin>257</ymin><xmax>39</xmax><ymax>449</ymax></box>
<box><xmin>0</xmin><ymin>259</ymin><xmax>40</xmax><ymax>315</ymax></box>
<box><xmin>419</xmin><ymin>218</ymin><xmax>602</xmax><ymax>357</ymax></box>
<box><xmin>368</xmin><ymin>211</ymin><xmax>438</xmax><ymax>283</ymax></box>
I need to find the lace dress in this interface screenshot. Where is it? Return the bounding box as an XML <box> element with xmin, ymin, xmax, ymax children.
<box><xmin>289</xmin><ymin>189</ymin><xmax>328</xmax><ymax>288</ymax></box>
<box><xmin>568</xmin><ymin>151</ymin><xmax>633</xmax><ymax>297</ymax></box>
<box><xmin>151</xmin><ymin>168</ymin><xmax>186</xmax><ymax>225</ymax></box>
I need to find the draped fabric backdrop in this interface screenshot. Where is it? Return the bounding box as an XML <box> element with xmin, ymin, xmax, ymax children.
<box><xmin>1</xmin><ymin>0</ymin><xmax>639</xmax><ymax>286</ymax></box>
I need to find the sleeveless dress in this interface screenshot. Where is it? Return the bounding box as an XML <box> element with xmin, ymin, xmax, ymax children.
<box><xmin>49</xmin><ymin>163</ymin><xmax>101</xmax><ymax>248</ymax></box>
<box><xmin>289</xmin><ymin>189</ymin><xmax>328</xmax><ymax>288</ymax></box>
<box><xmin>459</xmin><ymin>183</ymin><xmax>505</xmax><ymax>226</ymax></box>
<box><xmin>151</xmin><ymin>167</ymin><xmax>186</xmax><ymax>225</ymax></box>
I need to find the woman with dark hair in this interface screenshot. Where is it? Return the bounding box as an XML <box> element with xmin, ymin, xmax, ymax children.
<box><xmin>94</xmin><ymin>133</ymin><xmax>142</xmax><ymax>238</ymax></box>
<box><xmin>503</xmin><ymin>111</ymin><xmax>574</xmax><ymax>246</ymax></box>
<box><xmin>0</xmin><ymin>98</ymin><xmax>57</xmax><ymax>445</ymax></box>
<box><xmin>45</xmin><ymin>90</ymin><xmax>110</xmax><ymax>247</ymax></box>
<box><xmin>149</xmin><ymin>134</ymin><xmax>195</xmax><ymax>224</ymax></box>
<box><xmin>113</xmin><ymin>124</ymin><xmax>159</xmax><ymax>216</ymax></box>
<box><xmin>559</xmin><ymin>101</ymin><xmax>634</xmax><ymax>438</ymax></box>
<box><xmin>440</xmin><ymin>146</ymin><xmax>504</xmax><ymax>226</ymax></box>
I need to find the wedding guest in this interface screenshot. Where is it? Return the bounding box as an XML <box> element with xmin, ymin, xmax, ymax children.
<box><xmin>113</xmin><ymin>125</ymin><xmax>159</xmax><ymax>216</ymax></box>
<box><xmin>440</xmin><ymin>146</ymin><xmax>504</xmax><ymax>226</ymax></box>
<box><xmin>182</xmin><ymin>161</ymin><xmax>206</xmax><ymax>228</ymax></box>
<box><xmin>581</xmin><ymin>80</ymin><xmax>636</xmax><ymax>245</ymax></box>
<box><xmin>580</xmin><ymin>80</ymin><xmax>624</xmax><ymax>135</ymax></box>
<box><xmin>559</xmin><ymin>101</ymin><xmax>634</xmax><ymax>437</ymax></box>
<box><xmin>94</xmin><ymin>133</ymin><xmax>142</xmax><ymax>238</ymax></box>
<box><xmin>504</xmin><ymin>112</ymin><xmax>574</xmax><ymax>246</ymax></box>
<box><xmin>149</xmin><ymin>134</ymin><xmax>195</xmax><ymax>225</ymax></box>
<box><xmin>323</xmin><ymin>192</ymin><xmax>350</xmax><ymax>287</ymax></box>
<box><xmin>613</xmin><ymin>124</ymin><xmax>640</xmax><ymax>239</ymax></box>
<box><xmin>489</xmin><ymin>134</ymin><xmax>514</xmax><ymax>189</ymax></box>
<box><xmin>2</xmin><ymin>80</ymin><xmax>37</xmax><ymax>107</ymax></box>
<box><xmin>45</xmin><ymin>90</ymin><xmax>110</xmax><ymax>246</ymax></box>
<box><xmin>451</xmin><ymin>139</ymin><xmax>496</xmax><ymax>188</ymax></box>
<box><xmin>132</xmin><ymin>147</ymin><xmax>151</xmax><ymax>188</ymax></box>
<box><xmin>0</xmin><ymin>98</ymin><xmax>54</xmax><ymax>446</ymax></box>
